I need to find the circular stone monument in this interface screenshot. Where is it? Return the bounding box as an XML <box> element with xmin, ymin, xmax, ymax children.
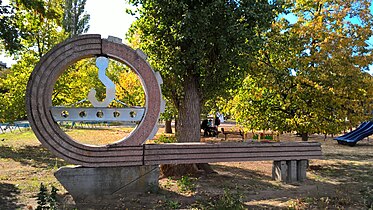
<box><xmin>26</xmin><ymin>34</ymin><xmax>165</xmax><ymax>167</ymax></box>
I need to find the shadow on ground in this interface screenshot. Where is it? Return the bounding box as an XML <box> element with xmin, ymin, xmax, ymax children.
<box><xmin>310</xmin><ymin>160</ymin><xmax>373</xmax><ymax>183</ymax></box>
<box><xmin>208</xmin><ymin>164</ymin><xmax>274</xmax><ymax>190</ymax></box>
<box><xmin>210</xmin><ymin>162</ymin><xmax>371</xmax><ymax>209</ymax></box>
<box><xmin>0</xmin><ymin>183</ymin><xmax>24</xmax><ymax>210</ymax></box>
<box><xmin>0</xmin><ymin>145</ymin><xmax>66</xmax><ymax>168</ymax></box>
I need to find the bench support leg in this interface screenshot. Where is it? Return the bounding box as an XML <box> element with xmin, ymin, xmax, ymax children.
<box><xmin>287</xmin><ymin>160</ymin><xmax>297</xmax><ymax>183</ymax></box>
<box><xmin>272</xmin><ymin>160</ymin><xmax>308</xmax><ymax>183</ymax></box>
<box><xmin>272</xmin><ymin>161</ymin><xmax>287</xmax><ymax>182</ymax></box>
<box><xmin>297</xmin><ymin>160</ymin><xmax>308</xmax><ymax>182</ymax></box>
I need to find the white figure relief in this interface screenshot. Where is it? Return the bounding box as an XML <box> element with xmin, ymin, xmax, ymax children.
<box><xmin>88</xmin><ymin>57</ymin><xmax>116</xmax><ymax>107</ymax></box>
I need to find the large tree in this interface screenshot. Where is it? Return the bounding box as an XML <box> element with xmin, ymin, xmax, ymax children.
<box><xmin>0</xmin><ymin>0</ymin><xmax>67</xmax><ymax>57</ymax></box>
<box><xmin>0</xmin><ymin>0</ymin><xmax>92</xmax><ymax>122</ymax></box>
<box><xmin>231</xmin><ymin>0</ymin><xmax>373</xmax><ymax>140</ymax></box>
<box><xmin>0</xmin><ymin>0</ymin><xmax>68</xmax><ymax>122</ymax></box>
<box><xmin>127</xmin><ymin>0</ymin><xmax>279</xmax><ymax>143</ymax></box>
<box><xmin>0</xmin><ymin>0</ymin><xmax>21</xmax><ymax>53</ymax></box>
<box><xmin>62</xmin><ymin>0</ymin><xmax>90</xmax><ymax>37</ymax></box>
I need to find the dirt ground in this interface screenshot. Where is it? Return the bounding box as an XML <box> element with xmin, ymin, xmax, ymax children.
<box><xmin>1</xmin><ymin>123</ymin><xmax>373</xmax><ymax>209</ymax></box>
<box><xmin>110</xmin><ymin>131</ymin><xmax>373</xmax><ymax>210</ymax></box>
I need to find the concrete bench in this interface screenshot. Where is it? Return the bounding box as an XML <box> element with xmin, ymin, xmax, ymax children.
<box><xmin>220</xmin><ymin>128</ymin><xmax>244</xmax><ymax>140</ymax></box>
<box><xmin>143</xmin><ymin>141</ymin><xmax>322</xmax><ymax>183</ymax></box>
<box><xmin>55</xmin><ymin>141</ymin><xmax>321</xmax><ymax>206</ymax></box>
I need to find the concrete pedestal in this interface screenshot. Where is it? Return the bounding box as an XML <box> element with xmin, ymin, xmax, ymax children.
<box><xmin>272</xmin><ymin>161</ymin><xmax>287</xmax><ymax>182</ymax></box>
<box><xmin>272</xmin><ymin>160</ymin><xmax>308</xmax><ymax>183</ymax></box>
<box><xmin>55</xmin><ymin>165</ymin><xmax>159</xmax><ymax>207</ymax></box>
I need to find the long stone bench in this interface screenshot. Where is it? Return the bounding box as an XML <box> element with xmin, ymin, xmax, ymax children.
<box><xmin>58</xmin><ymin>141</ymin><xmax>321</xmax><ymax>183</ymax></box>
<box><xmin>143</xmin><ymin>141</ymin><xmax>322</xmax><ymax>183</ymax></box>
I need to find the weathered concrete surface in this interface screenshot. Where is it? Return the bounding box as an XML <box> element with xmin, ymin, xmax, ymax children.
<box><xmin>297</xmin><ymin>160</ymin><xmax>308</xmax><ymax>182</ymax></box>
<box><xmin>272</xmin><ymin>160</ymin><xmax>287</xmax><ymax>182</ymax></box>
<box><xmin>287</xmin><ymin>160</ymin><xmax>298</xmax><ymax>183</ymax></box>
<box><xmin>55</xmin><ymin>165</ymin><xmax>159</xmax><ymax>207</ymax></box>
<box><xmin>272</xmin><ymin>160</ymin><xmax>308</xmax><ymax>183</ymax></box>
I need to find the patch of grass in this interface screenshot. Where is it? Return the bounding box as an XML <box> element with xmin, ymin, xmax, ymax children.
<box><xmin>0</xmin><ymin>130</ymin><xmax>39</xmax><ymax>147</ymax></box>
<box><xmin>164</xmin><ymin>199</ymin><xmax>181</xmax><ymax>209</ymax></box>
<box><xmin>65</xmin><ymin>128</ymin><xmax>130</xmax><ymax>145</ymax></box>
<box><xmin>309</xmin><ymin>160</ymin><xmax>373</xmax><ymax>184</ymax></box>
<box><xmin>154</xmin><ymin>134</ymin><xmax>176</xmax><ymax>144</ymax></box>
<box><xmin>288</xmin><ymin>187</ymin><xmax>355</xmax><ymax>210</ymax></box>
<box><xmin>289</xmin><ymin>197</ymin><xmax>340</xmax><ymax>210</ymax></box>
<box><xmin>207</xmin><ymin>189</ymin><xmax>245</xmax><ymax>210</ymax></box>
<box><xmin>0</xmin><ymin>145</ymin><xmax>66</xmax><ymax>169</ymax></box>
<box><xmin>176</xmin><ymin>175</ymin><xmax>196</xmax><ymax>193</ymax></box>
<box><xmin>287</xmin><ymin>198</ymin><xmax>309</xmax><ymax>210</ymax></box>
<box><xmin>361</xmin><ymin>186</ymin><xmax>373</xmax><ymax>209</ymax></box>
<box><xmin>0</xmin><ymin>130</ymin><xmax>36</xmax><ymax>140</ymax></box>
<box><xmin>36</xmin><ymin>183</ymin><xmax>59</xmax><ymax>210</ymax></box>
<box><xmin>162</xmin><ymin>177</ymin><xmax>175</xmax><ymax>190</ymax></box>
<box><xmin>0</xmin><ymin>127</ymin><xmax>135</xmax><ymax>147</ymax></box>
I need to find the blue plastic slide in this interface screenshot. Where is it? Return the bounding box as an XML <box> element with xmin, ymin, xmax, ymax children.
<box><xmin>334</xmin><ymin>121</ymin><xmax>373</xmax><ymax>146</ymax></box>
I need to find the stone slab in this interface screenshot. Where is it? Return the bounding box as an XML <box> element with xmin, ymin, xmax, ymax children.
<box><xmin>55</xmin><ymin>165</ymin><xmax>159</xmax><ymax>206</ymax></box>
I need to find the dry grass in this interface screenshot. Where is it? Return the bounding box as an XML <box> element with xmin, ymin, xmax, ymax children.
<box><xmin>1</xmin><ymin>125</ymin><xmax>373</xmax><ymax>209</ymax></box>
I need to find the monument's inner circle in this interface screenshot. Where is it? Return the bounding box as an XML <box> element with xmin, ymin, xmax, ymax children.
<box><xmin>51</xmin><ymin>57</ymin><xmax>146</xmax><ymax>146</ymax></box>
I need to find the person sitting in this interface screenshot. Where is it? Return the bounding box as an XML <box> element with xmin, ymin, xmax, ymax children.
<box><xmin>214</xmin><ymin>117</ymin><xmax>220</xmax><ymax>128</ymax></box>
<box><xmin>201</xmin><ymin>119</ymin><xmax>209</xmax><ymax>136</ymax></box>
<box><xmin>201</xmin><ymin>119</ymin><xmax>218</xmax><ymax>137</ymax></box>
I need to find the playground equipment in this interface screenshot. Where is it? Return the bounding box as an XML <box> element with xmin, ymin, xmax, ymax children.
<box><xmin>334</xmin><ymin>121</ymin><xmax>373</xmax><ymax>146</ymax></box>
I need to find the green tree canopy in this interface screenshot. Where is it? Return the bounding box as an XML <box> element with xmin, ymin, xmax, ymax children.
<box><xmin>0</xmin><ymin>0</ymin><xmax>90</xmax><ymax>122</ymax></box>
<box><xmin>62</xmin><ymin>0</ymin><xmax>90</xmax><ymax>37</ymax></box>
<box><xmin>127</xmin><ymin>0</ymin><xmax>279</xmax><ymax>142</ymax></box>
<box><xmin>230</xmin><ymin>0</ymin><xmax>373</xmax><ymax>140</ymax></box>
<box><xmin>0</xmin><ymin>0</ymin><xmax>66</xmax><ymax>56</ymax></box>
<box><xmin>0</xmin><ymin>0</ymin><xmax>21</xmax><ymax>53</ymax></box>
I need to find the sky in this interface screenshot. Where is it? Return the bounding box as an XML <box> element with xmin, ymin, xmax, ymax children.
<box><xmin>84</xmin><ymin>0</ymin><xmax>136</xmax><ymax>40</ymax></box>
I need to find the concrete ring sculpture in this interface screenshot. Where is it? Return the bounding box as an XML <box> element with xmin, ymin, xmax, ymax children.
<box><xmin>26</xmin><ymin>34</ymin><xmax>162</xmax><ymax>167</ymax></box>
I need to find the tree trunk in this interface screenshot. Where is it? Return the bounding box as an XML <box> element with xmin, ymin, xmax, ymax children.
<box><xmin>165</xmin><ymin>120</ymin><xmax>172</xmax><ymax>134</ymax></box>
<box><xmin>160</xmin><ymin>75</ymin><xmax>215</xmax><ymax>175</ymax></box>
<box><xmin>160</xmin><ymin>164</ymin><xmax>199</xmax><ymax>178</ymax></box>
<box><xmin>174</xmin><ymin>119</ymin><xmax>178</xmax><ymax>133</ymax></box>
<box><xmin>176</xmin><ymin>75</ymin><xmax>201</xmax><ymax>143</ymax></box>
<box><xmin>301</xmin><ymin>132</ymin><xmax>308</xmax><ymax>141</ymax></box>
